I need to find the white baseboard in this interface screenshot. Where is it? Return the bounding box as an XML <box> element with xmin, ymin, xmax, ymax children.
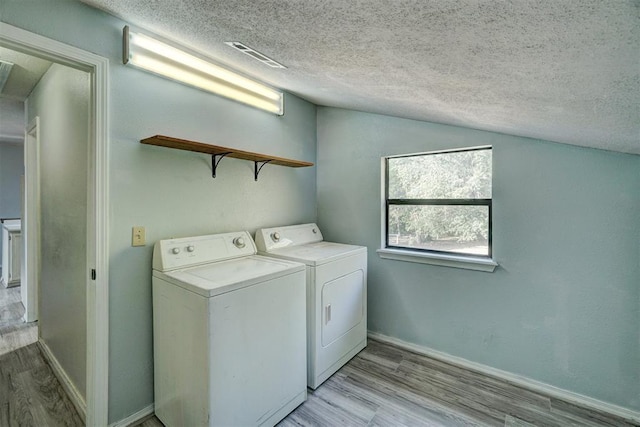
<box><xmin>38</xmin><ymin>338</ymin><xmax>87</xmax><ymax>422</ymax></box>
<box><xmin>368</xmin><ymin>331</ymin><xmax>640</xmax><ymax>424</ymax></box>
<box><xmin>109</xmin><ymin>404</ymin><xmax>155</xmax><ymax>427</ymax></box>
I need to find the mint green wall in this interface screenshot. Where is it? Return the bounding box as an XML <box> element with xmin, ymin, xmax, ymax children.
<box><xmin>1</xmin><ymin>1</ymin><xmax>317</xmax><ymax>422</ymax></box>
<box><xmin>316</xmin><ymin>107</ymin><xmax>640</xmax><ymax>411</ymax></box>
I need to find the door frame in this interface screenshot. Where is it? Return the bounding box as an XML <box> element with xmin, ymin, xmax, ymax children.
<box><xmin>0</xmin><ymin>22</ymin><xmax>110</xmax><ymax>426</ymax></box>
<box><xmin>23</xmin><ymin>116</ymin><xmax>40</xmax><ymax>323</ymax></box>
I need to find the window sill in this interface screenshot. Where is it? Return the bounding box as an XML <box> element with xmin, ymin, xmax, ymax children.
<box><xmin>377</xmin><ymin>248</ymin><xmax>498</xmax><ymax>272</ymax></box>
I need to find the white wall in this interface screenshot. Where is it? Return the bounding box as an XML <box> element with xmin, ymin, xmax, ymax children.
<box><xmin>26</xmin><ymin>63</ymin><xmax>89</xmax><ymax>400</ymax></box>
<box><xmin>316</xmin><ymin>107</ymin><xmax>640</xmax><ymax>412</ymax></box>
<box><xmin>0</xmin><ymin>97</ymin><xmax>25</xmax><ymax>143</ymax></box>
<box><xmin>0</xmin><ymin>142</ymin><xmax>24</xmax><ymax>268</ymax></box>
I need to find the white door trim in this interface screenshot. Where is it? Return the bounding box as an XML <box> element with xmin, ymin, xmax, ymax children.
<box><xmin>23</xmin><ymin>116</ymin><xmax>40</xmax><ymax>323</ymax></box>
<box><xmin>0</xmin><ymin>22</ymin><xmax>110</xmax><ymax>426</ymax></box>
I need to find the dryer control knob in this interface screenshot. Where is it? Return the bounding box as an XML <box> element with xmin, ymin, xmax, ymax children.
<box><xmin>233</xmin><ymin>237</ymin><xmax>246</xmax><ymax>248</ymax></box>
<box><xmin>186</xmin><ymin>245</ymin><xmax>195</xmax><ymax>252</ymax></box>
<box><xmin>171</xmin><ymin>247</ymin><xmax>181</xmax><ymax>254</ymax></box>
<box><xmin>271</xmin><ymin>232</ymin><xmax>280</xmax><ymax>242</ymax></box>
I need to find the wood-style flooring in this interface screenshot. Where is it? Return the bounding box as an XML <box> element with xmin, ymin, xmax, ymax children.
<box><xmin>0</xmin><ymin>286</ymin><xmax>37</xmax><ymax>356</ymax></box>
<box><xmin>1</xmin><ymin>280</ymin><xmax>636</xmax><ymax>427</ymax></box>
<box><xmin>141</xmin><ymin>339</ymin><xmax>638</xmax><ymax>427</ymax></box>
<box><xmin>1</xmin><ymin>284</ymin><xmax>83</xmax><ymax>425</ymax></box>
<box><xmin>0</xmin><ymin>343</ymin><xmax>83</xmax><ymax>426</ymax></box>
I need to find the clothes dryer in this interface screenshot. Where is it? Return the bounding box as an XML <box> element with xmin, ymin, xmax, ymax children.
<box><xmin>152</xmin><ymin>231</ymin><xmax>307</xmax><ymax>427</ymax></box>
<box><xmin>255</xmin><ymin>223</ymin><xmax>367</xmax><ymax>389</ymax></box>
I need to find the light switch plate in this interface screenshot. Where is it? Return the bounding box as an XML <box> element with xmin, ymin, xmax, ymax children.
<box><xmin>132</xmin><ymin>226</ymin><xmax>145</xmax><ymax>246</ymax></box>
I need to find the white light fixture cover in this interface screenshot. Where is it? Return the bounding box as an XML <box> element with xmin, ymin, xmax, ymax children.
<box><xmin>0</xmin><ymin>60</ymin><xmax>14</xmax><ymax>93</ymax></box>
<box><xmin>122</xmin><ymin>26</ymin><xmax>284</xmax><ymax>115</ymax></box>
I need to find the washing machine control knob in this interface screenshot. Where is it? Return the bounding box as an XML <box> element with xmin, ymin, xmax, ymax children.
<box><xmin>186</xmin><ymin>245</ymin><xmax>195</xmax><ymax>252</ymax></box>
<box><xmin>171</xmin><ymin>247</ymin><xmax>181</xmax><ymax>254</ymax></box>
<box><xmin>233</xmin><ymin>237</ymin><xmax>246</xmax><ymax>248</ymax></box>
<box><xmin>271</xmin><ymin>232</ymin><xmax>280</xmax><ymax>242</ymax></box>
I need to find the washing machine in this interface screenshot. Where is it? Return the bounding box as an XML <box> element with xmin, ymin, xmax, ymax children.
<box><xmin>255</xmin><ymin>223</ymin><xmax>367</xmax><ymax>389</ymax></box>
<box><xmin>152</xmin><ymin>231</ymin><xmax>307</xmax><ymax>427</ymax></box>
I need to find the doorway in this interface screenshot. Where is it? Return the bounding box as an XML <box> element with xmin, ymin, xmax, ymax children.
<box><xmin>0</xmin><ymin>22</ymin><xmax>109</xmax><ymax>426</ymax></box>
<box><xmin>23</xmin><ymin>116</ymin><xmax>39</xmax><ymax>323</ymax></box>
<box><xmin>0</xmin><ymin>130</ymin><xmax>34</xmax><ymax>353</ymax></box>
<box><xmin>0</xmin><ymin>45</ymin><xmax>45</xmax><ymax>351</ymax></box>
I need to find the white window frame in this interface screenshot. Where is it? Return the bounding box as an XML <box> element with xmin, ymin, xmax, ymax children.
<box><xmin>377</xmin><ymin>146</ymin><xmax>498</xmax><ymax>272</ymax></box>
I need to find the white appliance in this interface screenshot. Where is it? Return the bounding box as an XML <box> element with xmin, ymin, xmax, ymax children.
<box><xmin>152</xmin><ymin>231</ymin><xmax>307</xmax><ymax>427</ymax></box>
<box><xmin>255</xmin><ymin>223</ymin><xmax>367</xmax><ymax>389</ymax></box>
<box><xmin>1</xmin><ymin>220</ymin><xmax>21</xmax><ymax>288</ymax></box>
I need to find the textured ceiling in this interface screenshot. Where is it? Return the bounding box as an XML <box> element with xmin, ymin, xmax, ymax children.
<box><xmin>81</xmin><ymin>0</ymin><xmax>639</xmax><ymax>154</ymax></box>
<box><xmin>0</xmin><ymin>47</ymin><xmax>51</xmax><ymax>144</ymax></box>
<box><xmin>0</xmin><ymin>47</ymin><xmax>51</xmax><ymax>101</ymax></box>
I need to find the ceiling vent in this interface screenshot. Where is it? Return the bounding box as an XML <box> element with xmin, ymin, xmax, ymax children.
<box><xmin>224</xmin><ymin>42</ymin><xmax>286</xmax><ymax>69</ymax></box>
<box><xmin>0</xmin><ymin>60</ymin><xmax>14</xmax><ymax>93</ymax></box>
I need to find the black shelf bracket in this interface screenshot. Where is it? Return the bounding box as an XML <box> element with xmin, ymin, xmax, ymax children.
<box><xmin>211</xmin><ymin>152</ymin><xmax>232</xmax><ymax>178</ymax></box>
<box><xmin>254</xmin><ymin>160</ymin><xmax>273</xmax><ymax>181</ymax></box>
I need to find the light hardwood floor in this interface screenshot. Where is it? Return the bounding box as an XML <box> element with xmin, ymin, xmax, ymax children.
<box><xmin>0</xmin><ymin>285</ymin><xmax>37</xmax><ymax>356</ymax></box>
<box><xmin>1</xmin><ymin>282</ymin><xmax>637</xmax><ymax>427</ymax></box>
<box><xmin>0</xmin><ymin>343</ymin><xmax>83</xmax><ymax>426</ymax></box>
<box><xmin>1</xmin><ymin>284</ymin><xmax>83</xmax><ymax>425</ymax></box>
<box><xmin>141</xmin><ymin>339</ymin><xmax>638</xmax><ymax>427</ymax></box>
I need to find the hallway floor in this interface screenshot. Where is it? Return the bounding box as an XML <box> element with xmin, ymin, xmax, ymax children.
<box><xmin>0</xmin><ymin>343</ymin><xmax>83</xmax><ymax>426</ymax></box>
<box><xmin>1</xmin><ymin>284</ymin><xmax>78</xmax><ymax>425</ymax></box>
<box><xmin>0</xmin><ymin>285</ymin><xmax>37</xmax><ymax>356</ymax></box>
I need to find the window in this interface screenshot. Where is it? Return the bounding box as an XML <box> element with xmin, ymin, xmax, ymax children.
<box><xmin>381</xmin><ymin>146</ymin><xmax>494</xmax><ymax>268</ymax></box>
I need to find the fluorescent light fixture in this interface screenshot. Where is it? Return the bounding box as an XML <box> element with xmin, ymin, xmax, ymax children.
<box><xmin>0</xmin><ymin>60</ymin><xmax>14</xmax><ymax>93</ymax></box>
<box><xmin>122</xmin><ymin>26</ymin><xmax>284</xmax><ymax>115</ymax></box>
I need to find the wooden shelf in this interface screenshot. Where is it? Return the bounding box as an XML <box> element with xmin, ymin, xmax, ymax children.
<box><xmin>141</xmin><ymin>135</ymin><xmax>314</xmax><ymax>180</ymax></box>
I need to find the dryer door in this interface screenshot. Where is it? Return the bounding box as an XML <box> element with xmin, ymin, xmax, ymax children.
<box><xmin>321</xmin><ymin>268</ymin><xmax>364</xmax><ymax>347</ymax></box>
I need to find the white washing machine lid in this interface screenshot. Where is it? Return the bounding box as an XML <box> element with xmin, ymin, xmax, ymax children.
<box><xmin>260</xmin><ymin>241</ymin><xmax>366</xmax><ymax>266</ymax></box>
<box><xmin>154</xmin><ymin>255</ymin><xmax>305</xmax><ymax>297</ymax></box>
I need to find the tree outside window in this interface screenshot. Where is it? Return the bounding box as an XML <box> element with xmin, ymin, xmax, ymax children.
<box><xmin>385</xmin><ymin>146</ymin><xmax>492</xmax><ymax>257</ymax></box>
